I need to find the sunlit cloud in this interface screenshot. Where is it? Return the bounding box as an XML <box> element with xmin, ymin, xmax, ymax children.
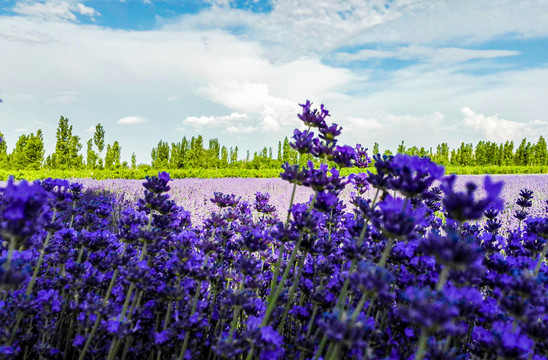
<box><xmin>118</xmin><ymin>116</ymin><xmax>147</xmax><ymax>125</ymax></box>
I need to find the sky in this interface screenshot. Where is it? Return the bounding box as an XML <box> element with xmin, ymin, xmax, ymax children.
<box><xmin>1</xmin><ymin>0</ymin><xmax>548</xmax><ymax>164</ymax></box>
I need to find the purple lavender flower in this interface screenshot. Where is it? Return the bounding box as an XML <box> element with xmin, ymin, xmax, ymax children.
<box><xmin>318</xmin><ymin>123</ymin><xmax>342</xmax><ymax>142</ymax></box>
<box><xmin>290</xmin><ymin>129</ymin><xmax>316</xmax><ymax>154</ymax></box>
<box><xmin>420</xmin><ymin>228</ymin><xmax>483</xmax><ymax>272</ymax></box>
<box><xmin>354</xmin><ymin>144</ymin><xmax>371</xmax><ymax>168</ymax></box>
<box><xmin>331</xmin><ymin>145</ymin><xmax>357</xmax><ymax>168</ymax></box>
<box><xmin>390</xmin><ymin>154</ymin><xmax>445</xmax><ymax>198</ymax></box>
<box><xmin>441</xmin><ymin>174</ymin><xmax>504</xmax><ymax>222</ymax></box>
<box><xmin>297</xmin><ymin>100</ymin><xmax>329</xmax><ymax>129</ymax></box>
<box><xmin>376</xmin><ymin>195</ymin><xmax>427</xmax><ymax>240</ymax></box>
<box><xmin>397</xmin><ymin>286</ymin><xmax>461</xmax><ymax>335</ymax></box>
<box><xmin>0</xmin><ymin>177</ymin><xmax>52</xmax><ymax>244</ymax></box>
<box><xmin>210</xmin><ymin>192</ymin><xmax>240</xmax><ymax>208</ymax></box>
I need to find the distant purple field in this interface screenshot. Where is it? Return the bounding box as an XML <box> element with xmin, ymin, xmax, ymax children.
<box><xmin>74</xmin><ymin>174</ymin><xmax>548</xmax><ymax>229</ymax></box>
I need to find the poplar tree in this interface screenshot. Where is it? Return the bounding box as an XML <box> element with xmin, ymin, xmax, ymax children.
<box><xmin>53</xmin><ymin>116</ymin><xmax>82</xmax><ymax>169</ymax></box>
<box><xmin>86</xmin><ymin>139</ymin><xmax>98</xmax><ymax>169</ymax></box>
<box><xmin>0</xmin><ymin>131</ymin><xmax>7</xmax><ymax>168</ymax></box>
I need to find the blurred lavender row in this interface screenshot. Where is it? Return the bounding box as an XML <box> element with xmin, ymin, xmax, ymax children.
<box><xmin>64</xmin><ymin>174</ymin><xmax>548</xmax><ymax>228</ymax></box>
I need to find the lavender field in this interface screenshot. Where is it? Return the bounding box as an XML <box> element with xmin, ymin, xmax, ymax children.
<box><xmin>74</xmin><ymin>174</ymin><xmax>548</xmax><ymax>229</ymax></box>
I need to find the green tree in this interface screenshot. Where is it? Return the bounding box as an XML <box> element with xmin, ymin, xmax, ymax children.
<box><xmin>9</xmin><ymin>130</ymin><xmax>45</xmax><ymax>170</ymax></box>
<box><xmin>9</xmin><ymin>134</ymin><xmax>28</xmax><ymax>169</ymax></box>
<box><xmin>434</xmin><ymin>143</ymin><xmax>449</xmax><ymax>166</ymax></box>
<box><xmin>25</xmin><ymin>130</ymin><xmax>45</xmax><ymax>169</ymax></box>
<box><xmin>207</xmin><ymin>138</ymin><xmax>220</xmax><ymax>169</ymax></box>
<box><xmin>111</xmin><ymin>141</ymin><xmax>121</xmax><ymax>168</ymax></box>
<box><xmin>397</xmin><ymin>141</ymin><xmax>406</xmax><ymax>154</ymax></box>
<box><xmin>104</xmin><ymin>144</ymin><xmax>114</xmax><ymax>169</ymax></box>
<box><xmin>53</xmin><ymin>116</ymin><xmax>82</xmax><ymax>169</ymax></box>
<box><xmin>502</xmin><ymin>141</ymin><xmax>514</xmax><ymax>166</ymax></box>
<box><xmin>0</xmin><ymin>131</ymin><xmax>8</xmax><ymax>168</ymax></box>
<box><xmin>86</xmin><ymin>139</ymin><xmax>98</xmax><ymax>169</ymax></box>
<box><xmin>151</xmin><ymin>140</ymin><xmax>170</xmax><ymax>169</ymax></box>
<box><xmin>230</xmin><ymin>146</ymin><xmax>239</xmax><ymax>166</ymax></box>
<box><xmin>514</xmin><ymin>138</ymin><xmax>532</xmax><ymax>166</ymax></box>
<box><xmin>94</xmin><ymin>123</ymin><xmax>105</xmax><ymax>155</ymax></box>
<box><xmin>533</xmin><ymin>136</ymin><xmax>547</xmax><ymax>166</ymax></box>
<box><xmin>372</xmin><ymin>142</ymin><xmax>380</xmax><ymax>156</ymax></box>
<box><xmin>475</xmin><ymin>141</ymin><xmax>486</xmax><ymax>166</ymax></box>
<box><xmin>282</xmin><ymin>137</ymin><xmax>291</xmax><ymax>163</ymax></box>
<box><xmin>131</xmin><ymin>152</ymin><xmax>137</xmax><ymax>169</ymax></box>
<box><xmin>188</xmin><ymin>136</ymin><xmax>204</xmax><ymax>169</ymax></box>
<box><xmin>220</xmin><ymin>146</ymin><xmax>229</xmax><ymax>168</ymax></box>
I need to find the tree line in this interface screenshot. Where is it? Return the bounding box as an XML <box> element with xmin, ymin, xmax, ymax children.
<box><xmin>1</xmin><ymin>116</ymin><xmax>547</xmax><ymax>171</ymax></box>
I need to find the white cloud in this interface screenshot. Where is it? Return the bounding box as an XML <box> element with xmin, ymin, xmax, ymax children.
<box><xmin>460</xmin><ymin>107</ymin><xmax>548</xmax><ymax>143</ymax></box>
<box><xmin>166</xmin><ymin>95</ymin><xmax>178</xmax><ymax>101</ymax></box>
<box><xmin>85</xmin><ymin>126</ymin><xmax>96</xmax><ymax>133</ymax></box>
<box><xmin>13</xmin><ymin>1</ymin><xmax>99</xmax><ymax>22</ymax></box>
<box><xmin>168</xmin><ymin>0</ymin><xmax>548</xmax><ymax>60</ymax></box>
<box><xmin>118</xmin><ymin>116</ymin><xmax>147</xmax><ymax>124</ymax></box>
<box><xmin>13</xmin><ymin>128</ymin><xmax>30</xmax><ymax>133</ymax></box>
<box><xmin>76</xmin><ymin>3</ymin><xmax>99</xmax><ymax>20</ymax></box>
<box><xmin>183</xmin><ymin>112</ymin><xmax>250</xmax><ymax>128</ymax></box>
<box><xmin>335</xmin><ymin>46</ymin><xmax>520</xmax><ymax>64</ymax></box>
<box><xmin>226</xmin><ymin>125</ymin><xmax>255</xmax><ymax>134</ymax></box>
<box><xmin>14</xmin><ymin>1</ymin><xmax>76</xmax><ymax>21</ymax></box>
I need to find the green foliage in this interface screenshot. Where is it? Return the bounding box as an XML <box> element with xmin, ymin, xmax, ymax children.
<box><xmin>0</xmin><ymin>131</ymin><xmax>7</xmax><ymax>168</ymax></box>
<box><xmin>51</xmin><ymin>116</ymin><xmax>83</xmax><ymax>169</ymax></box>
<box><xmin>0</xmin><ymin>168</ymin><xmax>284</xmax><ymax>181</ymax></box>
<box><xmin>93</xmin><ymin>123</ymin><xmax>105</xmax><ymax>155</ymax></box>
<box><xmin>86</xmin><ymin>139</ymin><xmax>98</xmax><ymax>169</ymax></box>
<box><xmin>104</xmin><ymin>141</ymin><xmax>122</xmax><ymax>169</ymax></box>
<box><xmin>7</xmin><ymin>130</ymin><xmax>44</xmax><ymax>170</ymax></box>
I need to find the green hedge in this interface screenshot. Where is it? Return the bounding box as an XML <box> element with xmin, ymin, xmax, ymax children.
<box><xmin>0</xmin><ymin>168</ymin><xmax>284</xmax><ymax>181</ymax></box>
<box><xmin>1</xmin><ymin>165</ymin><xmax>547</xmax><ymax>181</ymax></box>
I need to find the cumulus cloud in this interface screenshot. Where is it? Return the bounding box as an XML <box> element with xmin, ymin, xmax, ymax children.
<box><xmin>75</xmin><ymin>3</ymin><xmax>99</xmax><ymax>20</ymax></box>
<box><xmin>85</xmin><ymin>126</ymin><xmax>96</xmax><ymax>133</ymax></box>
<box><xmin>183</xmin><ymin>112</ymin><xmax>250</xmax><ymax>129</ymax></box>
<box><xmin>169</xmin><ymin>0</ymin><xmax>548</xmax><ymax>61</ymax></box>
<box><xmin>460</xmin><ymin>107</ymin><xmax>548</xmax><ymax>143</ymax></box>
<box><xmin>226</xmin><ymin>125</ymin><xmax>255</xmax><ymax>134</ymax></box>
<box><xmin>118</xmin><ymin>116</ymin><xmax>147</xmax><ymax>124</ymax></box>
<box><xmin>13</xmin><ymin>1</ymin><xmax>99</xmax><ymax>22</ymax></box>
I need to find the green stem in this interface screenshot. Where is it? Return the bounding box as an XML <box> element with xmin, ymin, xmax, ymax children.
<box><xmin>3</xmin><ymin>235</ymin><xmax>16</xmax><ymax>271</ymax></box>
<box><xmin>26</xmin><ymin>230</ymin><xmax>52</xmax><ymax>296</ymax></box>
<box><xmin>262</xmin><ymin>238</ymin><xmax>302</xmax><ymax>327</ymax></box>
<box><xmin>77</xmin><ymin>312</ymin><xmax>102</xmax><ymax>360</ymax></box>
<box><xmin>351</xmin><ymin>293</ymin><xmax>369</xmax><ymax>321</ymax></box>
<box><xmin>268</xmin><ymin>242</ymin><xmax>285</xmax><ymax>302</ymax></box>
<box><xmin>378</xmin><ymin>237</ymin><xmax>395</xmax><ymax>268</ymax></box>
<box><xmin>415</xmin><ymin>328</ymin><xmax>430</xmax><ymax>360</ymax></box>
<box><xmin>436</xmin><ymin>266</ymin><xmax>450</xmax><ymax>291</ymax></box>
<box><xmin>277</xmin><ymin>253</ymin><xmax>306</xmax><ymax>332</ymax></box>
<box><xmin>313</xmin><ymin>334</ymin><xmax>328</xmax><ymax>360</ymax></box>
<box><xmin>534</xmin><ymin>240</ymin><xmax>548</xmax><ymax>276</ymax></box>
<box><xmin>178</xmin><ymin>279</ymin><xmax>203</xmax><ymax>360</ymax></box>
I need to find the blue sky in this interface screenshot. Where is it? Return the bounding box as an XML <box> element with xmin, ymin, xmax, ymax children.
<box><xmin>1</xmin><ymin>0</ymin><xmax>548</xmax><ymax>164</ymax></box>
